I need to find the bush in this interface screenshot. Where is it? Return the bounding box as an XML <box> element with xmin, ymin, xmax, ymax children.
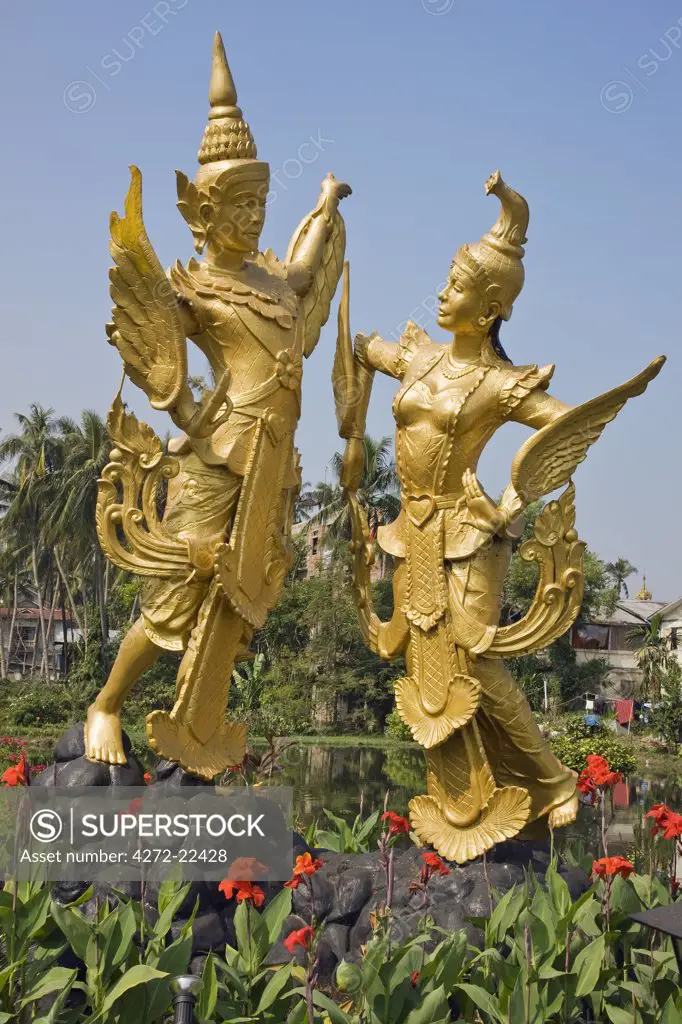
<box><xmin>648</xmin><ymin>660</ymin><xmax>682</xmax><ymax>752</ymax></box>
<box><xmin>120</xmin><ymin>664</ymin><xmax>178</xmax><ymax>725</ymax></box>
<box><xmin>385</xmin><ymin>708</ymin><xmax>413</xmax><ymax>742</ymax></box>
<box><xmin>550</xmin><ymin>734</ymin><xmax>638</xmax><ymax>775</ymax></box>
<box><xmin>562</xmin><ymin>711</ymin><xmax>607</xmax><ymax>741</ymax></box>
<box><xmin>2</xmin><ymin>684</ymin><xmax>80</xmax><ymax>729</ymax></box>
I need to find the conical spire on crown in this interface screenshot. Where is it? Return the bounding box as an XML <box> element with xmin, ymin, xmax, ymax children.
<box><xmin>198</xmin><ymin>32</ymin><xmax>258</xmax><ymax>166</ymax></box>
<box><xmin>482</xmin><ymin>170</ymin><xmax>529</xmax><ymax>258</ymax></box>
<box><xmin>455</xmin><ymin>171</ymin><xmax>530</xmax><ymax>320</ymax></box>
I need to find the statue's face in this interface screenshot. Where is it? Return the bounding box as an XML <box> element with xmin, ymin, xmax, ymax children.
<box><xmin>204</xmin><ymin>169</ymin><xmax>270</xmax><ymax>254</ymax></box>
<box><xmin>437</xmin><ymin>261</ymin><xmax>486</xmax><ymax>332</ymax></box>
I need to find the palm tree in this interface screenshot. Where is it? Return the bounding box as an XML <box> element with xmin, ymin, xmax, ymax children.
<box><xmin>0</xmin><ymin>405</ymin><xmax>61</xmax><ymax>678</ymax></box>
<box><xmin>628</xmin><ymin>614</ymin><xmax>670</xmax><ymax>700</ymax></box>
<box><xmin>604</xmin><ymin>557</ymin><xmax>638</xmax><ymax>599</ymax></box>
<box><xmin>48</xmin><ymin>410</ymin><xmax>111</xmax><ymax>644</ymax></box>
<box><xmin>303</xmin><ymin>436</ymin><xmax>400</xmax><ymax>561</ymax></box>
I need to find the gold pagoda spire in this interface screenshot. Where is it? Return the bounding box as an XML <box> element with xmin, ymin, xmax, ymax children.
<box><xmin>635</xmin><ymin>576</ymin><xmax>652</xmax><ymax>601</ymax></box>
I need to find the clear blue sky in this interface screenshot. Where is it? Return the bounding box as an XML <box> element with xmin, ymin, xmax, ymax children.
<box><xmin>2</xmin><ymin>1</ymin><xmax>680</xmax><ymax>599</ymax></box>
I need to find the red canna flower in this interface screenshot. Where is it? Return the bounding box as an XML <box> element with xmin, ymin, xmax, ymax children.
<box><xmin>661</xmin><ymin>814</ymin><xmax>682</xmax><ymax>840</ymax></box>
<box><xmin>143</xmin><ymin>772</ymin><xmax>152</xmax><ymax>785</ymax></box>
<box><xmin>2</xmin><ymin>751</ymin><xmax>28</xmax><ymax>786</ymax></box>
<box><xmin>646</xmin><ymin>803</ymin><xmax>670</xmax><ymax>828</ymax></box>
<box><xmin>671</xmin><ymin>877</ymin><xmax>680</xmax><ymax>895</ymax></box>
<box><xmin>576</xmin><ymin>770</ymin><xmax>597</xmax><ymax>803</ymax></box>
<box><xmin>646</xmin><ymin>804</ymin><xmax>682</xmax><ymax>839</ymax></box>
<box><xmin>284</xmin><ymin>851</ymin><xmax>323</xmax><ymax>889</ymax></box>
<box><xmin>410</xmin><ymin>970</ymin><xmax>420</xmax><ymax>988</ymax></box>
<box><xmin>585</xmin><ymin>754</ymin><xmax>622</xmax><ymax>789</ymax></box>
<box><xmin>382</xmin><ymin>811</ymin><xmax>411</xmax><ymax>836</ymax></box>
<box><xmin>292</xmin><ymin>852</ymin><xmax>324</xmax><ymax>877</ymax></box>
<box><xmin>592</xmin><ymin>856</ymin><xmax>635</xmax><ymax>880</ymax></box>
<box><xmin>421</xmin><ymin>851</ymin><xmax>451</xmax><ymax>882</ymax></box>
<box><xmin>283</xmin><ymin>925</ymin><xmax>314</xmax><ymax>953</ymax></box>
<box><xmin>218</xmin><ymin>878</ymin><xmax>266</xmax><ymax>907</ymax></box>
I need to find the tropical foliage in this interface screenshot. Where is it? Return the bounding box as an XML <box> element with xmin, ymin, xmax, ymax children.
<box><xmin>628</xmin><ymin>615</ymin><xmax>672</xmax><ymax>701</ymax></box>
<box><xmin>2</xmin><ymin>781</ymin><xmax>682</xmax><ymax>1022</ymax></box>
<box><xmin>0</xmin><ymin>398</ymin><xmax>667</xmax><ymax>733</ymax></box>
<box><xmin>0</xmin><ymin>404</ymin><xmax>119</xmax><ymax>679</ymax></box>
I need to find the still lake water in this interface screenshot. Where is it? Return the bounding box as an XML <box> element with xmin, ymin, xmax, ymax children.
<box><xmin>259</xmin><ymin>741</ymin><xmax>682</xmax><ymax>858</ymax></box>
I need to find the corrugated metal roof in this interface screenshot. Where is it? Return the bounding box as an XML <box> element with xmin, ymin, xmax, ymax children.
<box><xmin>595</xmin><ymin>600</ymin><xmax>667</xmax><ymax>625</ymax></box>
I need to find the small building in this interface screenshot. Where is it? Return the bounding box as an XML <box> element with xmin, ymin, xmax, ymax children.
<box><xmin>656</xmin><ymin>597</ymin><xmax>682</xmax><ymax>656</ymax></box>
<box><xmin>570</xmin><ymin>580</ymin><xmax>682</xmax><ymax>694</ymax></box>
<box><xmin>292</xmin><ymin>521</ymin><xmax>332</xmax><ymax>580</ymax></box>
<box><xmin>0</xmin><ymin>605</ymin><xmax>76</xmax><ymax>679</ymax></box>
<box><xmin>292</xmin><ymin>519</ymin><xmax>388</xmax><ymax>582</ymax></box>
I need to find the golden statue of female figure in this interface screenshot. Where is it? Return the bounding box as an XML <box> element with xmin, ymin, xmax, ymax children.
<box><xmin>334</xmin><ymin>171</ymin><xmax>664</xmax><ymax>863</ymax></box>
<box><xmin>87</xmin><ymin>33</ymin><xmax>350</xmax><ymax>778</ymax></box>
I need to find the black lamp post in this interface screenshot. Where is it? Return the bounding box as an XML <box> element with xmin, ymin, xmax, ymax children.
<box><xmin>630</xmin><ymin>904</ymin><xmax>682</xmax><ymax>976</ymax></box>
<box><xmin>171</xmin><ymin>975</ymin><xmax>203</xmax><ymax>1024</ymax></box>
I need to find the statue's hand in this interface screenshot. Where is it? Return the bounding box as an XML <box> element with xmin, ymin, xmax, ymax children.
<box><xmin>462</xmin><ymin>469</ymin><xmax>506</xmax><ymax>535</ymax></box>
<box><xmin>341</xmin><ymin>436</ymin><xmax>365</xmax><ymax>492</ymax></box>
<box><xmin>181</xmin><ymin>367</ymin><xmax>233</xmax><ymax>439</ymax></box>
<box><xmin>354</xmin><ymin>331</ymin><xmax>379</xmax><ymax>368</ymax></box>
<box><xmin>320</xmin><ymin>172</ymin><xmax>352</xmax><ymax>207</ymax></box>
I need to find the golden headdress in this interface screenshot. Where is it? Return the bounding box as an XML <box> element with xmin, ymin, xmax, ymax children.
<box><xmin>455</xmin><ymin>171</ymin><xmax>529</xmax><ymax>321</ymax></box>
<box><xmin>194</xmin><ymin>32</ymin><xmax>269</xmax><ymax>187</ymax></box>
<box><xmin>177</xmin><ymin>32</ymin><xmax>270</xmax><ymax>250</ymax></box>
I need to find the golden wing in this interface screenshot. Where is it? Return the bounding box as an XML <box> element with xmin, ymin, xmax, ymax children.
<box><xmin>512</xmin><ymin>355</ymin><xmax>665</xmax><ymax>503</ymax></box>
<box><xmin>286</xmin><ymin>208</ymin><xmax>346</xmax><ymax>358</ymax></box>
<box><xmin>108</xmin><ymin>165</ymin><xmax>187</xmax><ymax>410</ymax></box>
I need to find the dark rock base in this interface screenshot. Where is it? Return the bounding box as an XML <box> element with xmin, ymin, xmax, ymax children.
<box><xmin>35</xmin><ymin>725</ymin><xmax>591</xmax><ymax>982</ymax></box>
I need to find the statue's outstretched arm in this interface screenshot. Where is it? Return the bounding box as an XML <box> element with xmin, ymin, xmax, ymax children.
<box><xmin>465</xmin><ymin>356</ymin><xmax>664</xmax><ymax>534</ymax></box>
<box><xmin>510</xmin><ymin>388</ymin><xmax>572</xmax><ymax>430</ymax></box>
<box><xmin>354</xmin><ymin>333</ymin><xmax>404</xmax><ymax>380</ymax></box>
<box><xmin>510</xmin><ymin>355</ymin><xmax>665</xmax><ymax>507</ymax></box>
<box><xmin>284</xmin><ymin>173</ymin><xmax>351</xmax><ymax>358</ymax></box>
<box><xmin>496</xmin><ymin>388</ymin><xmax>573</xmax><ymax>525</ymax></box>
<box><xmin>286</xmin><ymin>174</ymin><xmax>351</xmax><ymax>284</ymax></box>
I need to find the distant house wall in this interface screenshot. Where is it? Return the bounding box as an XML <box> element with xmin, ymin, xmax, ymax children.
<box><xmin>0</xmin><ymin>607</ymin><xmax>76</xmax><ymax>679</ymax></box>
<box><xmin>659</xmin><ymin>600</ymin><xmax>682</xmax><ymax>664</ymax></box>
<box><xmin>570</xmin><ymin>595</ymin><xmax>682</xmax><ymax>695</ymax></box>
<box><xmin>293</xmin><ymin>521</ymin><xmax>387</xmax><ymax>582</ymax></box>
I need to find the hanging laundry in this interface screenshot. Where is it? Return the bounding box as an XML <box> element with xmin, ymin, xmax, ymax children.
<box><xmin>615</xmin><ymin>699</ymin><xmax>634</xmax><ymax>726</ymax></box>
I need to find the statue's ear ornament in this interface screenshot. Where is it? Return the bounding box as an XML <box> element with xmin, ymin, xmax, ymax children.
<box><xmin>176</xmin><ymin>171</ymin><xmax>207</xmax><ymax>253</ymax></box>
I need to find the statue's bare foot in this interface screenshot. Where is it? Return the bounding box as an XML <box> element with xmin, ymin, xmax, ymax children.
<box><xmin>548</xmin><ymin>792</ymin><xmax>579</xmax><ymax>829</ymax></box>
<box><xmin>85</xmin><ymin>705</ymin><xmax>127</xmax><ymax>765</ymax></box>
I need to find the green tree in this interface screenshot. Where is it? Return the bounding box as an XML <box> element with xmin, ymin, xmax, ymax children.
<box><xmin>648</xmin><ymin>658</ymin><xmax>682</xmax><ymax>751</ymax></box>
<box><xmin>604</xmin><ymin>556</ymin><xmax>638</xmax><ymax>598</ymax></box>
<box><xmin>628</xmin><ymin>613</ymin><xmax>670</xmax><ymax>700</ymax></box>
<box><xmin>301</xmin><ymin>435</ymin><xmax>399</xmax><ymax>565</ymax></box>
<box><xmin>0</xmin><ymin>404</ymin><xmax>62</xmax><ymax>678</ymax></box>
<box><xmin>47</xmin><ymin>410</ymin><xmax>111</xmax><ymax>644</ymax></box>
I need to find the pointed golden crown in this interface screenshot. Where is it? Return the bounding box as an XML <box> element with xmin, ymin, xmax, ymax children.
<box><xmin>198</xmin><ymin>32</ymin><xmax>258</xmax><ymax>166</ymax></box>
<box><xmin>456</xmin><ymin>171</ymin><xmax>530</xmax><ymax>320</ymax></box>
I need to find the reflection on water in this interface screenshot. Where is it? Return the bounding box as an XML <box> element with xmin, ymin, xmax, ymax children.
<box><xmin>266</xmin><ymin>741</ymin><xmax>682</xmax><ymax>859</ymax></box>
<box><xmin>273</xmin><ymin>742</ymin><xmax>423</xmax><ymax>824</ymax></box>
